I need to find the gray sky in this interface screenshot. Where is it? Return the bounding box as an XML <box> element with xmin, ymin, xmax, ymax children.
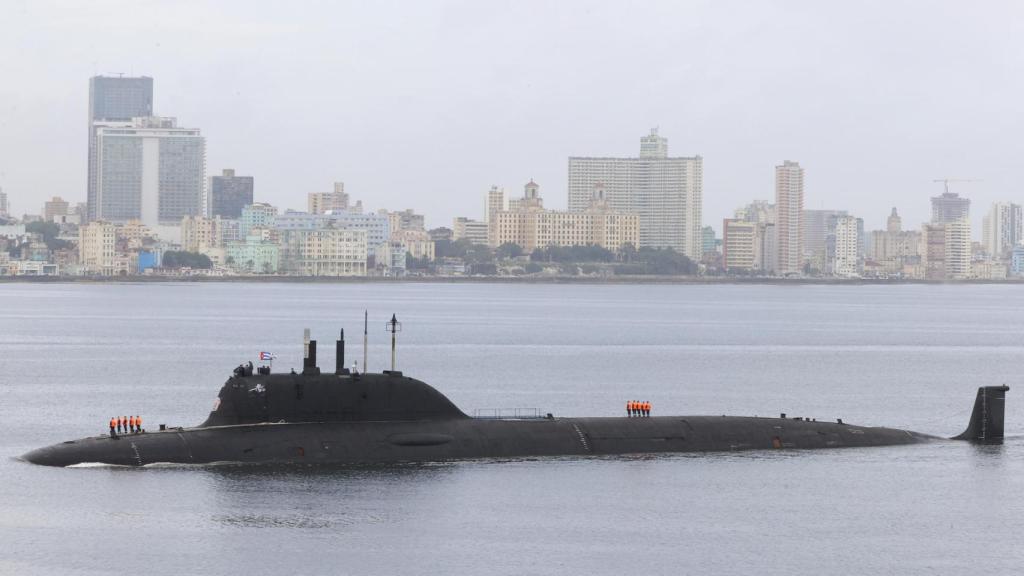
<box><xmin>1</xmin><ymin>0</ymin><xmax>1022</xmax><ymax>234</ymax></box>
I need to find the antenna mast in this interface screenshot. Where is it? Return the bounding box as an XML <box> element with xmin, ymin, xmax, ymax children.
<box><xmin>386</xmin><ymin>314</ymin><xmax>402</xmax><ymax>371</ymax></box>
<box><xmin>363</xmin><ymin>310</ymin><xmax>368</xmax><ymax>373</ymax></box>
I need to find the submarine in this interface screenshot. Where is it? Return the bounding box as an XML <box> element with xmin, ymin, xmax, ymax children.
<box><xmin>21</xmin><ymin>319</ymin><xmax>1011</xmax><ymax>467</ymax></box>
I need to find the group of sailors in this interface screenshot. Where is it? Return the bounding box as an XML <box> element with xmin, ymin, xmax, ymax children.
<box><xmin>626</xmin><ymin>400</ymin><xmax>651</xmax><ymax>417</ymax></box>
<box><xmin>109</xmin><ymin>415</ymin><xmax>143</xmax><ymax>437</ymax></box>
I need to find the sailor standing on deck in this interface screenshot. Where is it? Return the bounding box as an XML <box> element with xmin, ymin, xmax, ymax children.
<box><xmin>109</xmin><ymin>417</ymin><xmax>117</xmax><ymax>437</ymax></box>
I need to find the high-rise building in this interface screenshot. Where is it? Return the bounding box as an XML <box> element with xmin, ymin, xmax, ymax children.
<box><xmin>931</xmin><ymin>192</ymin><xmax>970</xmax><ymax>224</ymax></box>
<box><xmin>43</xmin><ymin>197</ymin><xmax>70</xmax><ymax>222</ymax></box>
<box><xmin>701</xmin><ymin>226</ymin><xmax>717</xmax><ymax>256</ymax></box>
<box><xmin>945</xmin><ymin>220</ymin><xmax>972</xmax><ymax>279</ymax></box>
<box><xmin>568</xmin><ymin>129</ymin><xmax>703</xmax><ymax>259</ymax></box>
<box><xmin>832</xmin><ymin>215</ymin><xmax>860</xmax><ymax>277</ymax></box>
<box><xmin>775</xmin><ymin>161</ymin><xmax>804</xmax><ymax>275</ymax></box>
<box><xmin>87</xmin><ymin>76</ymin><xmax>154</xmax><ymax>222</ymax></box>
<box><xmin>982</xmin><ymin>202</ymin><xmax>1022</xmax><ymax>259</ymax></box>
<box><xmin>308</xmin><ymin>182</ymin><xmax>353</xmax><ymax>215</ymax></box>
<box><xmin>93</xmin><ymin>117</ymin><xmax>206</xmax><ymax>229</ymax></box>
<box><xmin>209</xmin><ymin>169</ymin><xmax>254</xmax><ymax>219</ymax></box>
<box><xmin>0</xmin><ymin>187</ymin><xmax>9</xmax><ymax>218</ymax></box>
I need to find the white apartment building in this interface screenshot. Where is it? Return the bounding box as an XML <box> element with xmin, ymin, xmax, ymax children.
<box><xmin>982</xmin><ymin>202</ymin><xmax>1022</xmax><ymax>259</ymax></box>
<box><xmin>832</xmin><ymin>215</ymin><xmax>860</xmax><ymax>277</ymax></box>
<box><xmin>79</xmin><ymin>221</ymin><xmax>118</xmax><ymax>275</ymax></box>
<box><xmin>568</xmin><ymin>129</ymin><xmax>702</xmax><ymax>259</ymax></box>
<box><xmin>280</xmin><ymin>227</ymin><xmax>367</xmax><ymax>277</ymax></box>
<box><xmin>775</xmin><ymin>160</ymin><xmax>804</xmax><ymax>275</ymax></box>
<box><xmin>722</xmin><ymin>219</ymin><xmax>757</xmax><ymax>272</ymax></box>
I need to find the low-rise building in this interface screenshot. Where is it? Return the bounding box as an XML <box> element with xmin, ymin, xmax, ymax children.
<box><xmin>452</xmin><ymin>217</ymin><xmax>488</xmax><ymax>245</ymax></box>
<box><xmin>280</xmin><ymin>227</ymin><xmax>367</xmax><ymax>277</ymax></box>
<box><xmin>226</xmin><ymin>231</ymin><xmax>279</xmax><ymax>274</ymax></box>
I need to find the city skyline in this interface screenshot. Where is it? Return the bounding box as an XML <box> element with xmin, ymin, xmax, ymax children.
<box><xmin>2</xmin><ymin>2</ymin><xmax>1023</xmax><ymax>234</ymax></box>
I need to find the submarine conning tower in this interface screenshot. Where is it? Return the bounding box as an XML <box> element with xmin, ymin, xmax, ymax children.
<box><xmin>200</xmin><ymin>325</ymin><xmax>468</xmax><ymax>427</ymax></box>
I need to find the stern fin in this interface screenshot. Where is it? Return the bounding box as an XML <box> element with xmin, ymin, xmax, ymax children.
<box><xmin>953</xmin><ymin>385</ymin><xmax>1009</xmax><ymax>442</ymax></box>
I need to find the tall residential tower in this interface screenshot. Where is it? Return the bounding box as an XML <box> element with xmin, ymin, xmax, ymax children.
<box><xmin>775</xmin><ymin>160</ymin><xmax>804</xmax><ymax>275</ymax></box>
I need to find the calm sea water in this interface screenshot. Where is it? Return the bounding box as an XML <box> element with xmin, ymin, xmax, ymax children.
<box><xmin>2</xmin><ymin>282</ymin><xmax>1023</xmax><ymax>575</ymax></box>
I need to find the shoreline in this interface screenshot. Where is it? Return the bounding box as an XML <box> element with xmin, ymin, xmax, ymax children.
<box><xmin>1</xmin><ymin>275</ymin><xmax>1022</xmax><ymax>286</ymax></box>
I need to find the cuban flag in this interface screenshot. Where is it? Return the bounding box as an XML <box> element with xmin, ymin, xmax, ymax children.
<box><xmin>259</xmin><ymin>351</ymin><xmax>275</xmax><ymax>361</ymax></box>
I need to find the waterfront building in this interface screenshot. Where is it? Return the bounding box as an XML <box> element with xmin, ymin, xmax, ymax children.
<box><xmin>79</xmin><ymin>221</ymin><xmax>118</xmax><ymax>275</ymax></box>
<box><xmin>775</xmin><ymin>161</ymin><xmax>804</xmax><ymax>275</ymax></box>
<box><xmin>308</xmin><ymin>182</ymin><xmax>351</xmax><ymax>214</ymax></box>
<box><xmin>43</xmin><ymin>197</ymin><xmax>70</xmax><ymax>222</ymax></box>
<box><xmin>279</xmin><ymin>226</ymin><xmax>367</xmax><ymax>277</ymax></box>
<box><xmin>568</xmin><ymin>129</ymin><xmax>703</xmax><ymax>259</ymax></box>
<box><xmin>93</xmin><ymin>116</ymin><xmax>206</xmax><ymax>229</ymax></box>
<box><xmin>452</xmin><ymin>217</ymin><xmax>489</xmax><ymax>245</ymax></box>
<box><xmin>931</xmin><ymin>192</ymin><xmax>970</xmax><ymax>224</ymax></box>
<box><xmin>87</xmin><ymin>75</ymin><xmax>154</xmax><ymax>222</ymax></box>
<box><xmin>239</xmin><ymin>203</ymin><xmax>278</xmax><ymax>238</ymax></box>
<box><xmin>722</xmin><ymin>219</ymin><xmax>757</xmax><ymax>272</ymax></box>
<box><xmin>832</xmin><ymin>215</ymin><xmax>860</xmax><ymax>277</ymax></box>
<box><xmin>982</xmin><ymin>202</ymin><xmax>1022</xmax><ymax>259</ymax></box>
<box><xmin>226</xmin><ymin>230</ymin><xmax>279</xmax><ymax>274</ymax></box>
<box><xmin>275</xmin><ymin>210</ymin><xmax>389</xmax><ymax>250</ymax></box>
<box><xmin>209</xmin><ymin>169</ymin><xmax>253</xmax><ymax>219</ymax></box>
<box><xmin>493</xmin><ymin>181</ymin><xmax>639</xmax><ymax>252</ymax></box>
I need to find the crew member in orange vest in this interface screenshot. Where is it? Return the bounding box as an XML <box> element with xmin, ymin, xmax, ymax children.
<box><xmin>109</xmin><ymin>417</ymin><xmax>117</xmax><ymax>437</ymax></box>
<box><xmin>626</xmin><ymin>400</ymin><xmax>632</xmax><ymax>417</ymax></box>
<box><xmin>121</xmin><ymin>416</ymin><xmax>128</xmax><ymax>433</ymax></box>
<box><xmin>645</xmin><ymin>401</ymin><xmax>651</xmax><ymax>417</ymax></box>
<box><xmin>129</xmin><ymin>415</ymin><xmax>136</xmax><ymax>433</ymax></box>
<box><xmin>136</xmin><ymin>415</ymin><xmax>143</xmax><ymax>433</ymax></box>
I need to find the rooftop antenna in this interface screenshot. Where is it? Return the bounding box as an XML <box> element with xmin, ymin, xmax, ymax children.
<box><xmin>363</xmin><ymin>310</ymin><xmax>368</xmax><ymax>374</ymax></box>
<box><xmin>386</xmin><ymin>314</ymin><xmax>402</xmax><ymax>372</ymax></box>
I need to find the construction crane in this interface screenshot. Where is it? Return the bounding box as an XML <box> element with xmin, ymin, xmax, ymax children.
<box><xmin>932</xmin><ymin>178</ymin><xmax>981</xmax><ymax>195</ymax></box>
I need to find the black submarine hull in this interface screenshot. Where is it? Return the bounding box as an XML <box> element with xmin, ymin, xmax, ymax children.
<box><xmin>19</xmin><ymin>326</ymin><xmax>1010</xmax><ymax>467</ymax></box>
<box><xmin>23</xmin><ymin>415</ymin><xmax>936</xmax><ymax>467</ymax></box>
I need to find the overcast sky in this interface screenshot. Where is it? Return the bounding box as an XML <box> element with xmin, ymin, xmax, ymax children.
<box><xmin>2</xmin><ymin>0</ymin><xmax>1022</xmax><ymax>233</ymax></box>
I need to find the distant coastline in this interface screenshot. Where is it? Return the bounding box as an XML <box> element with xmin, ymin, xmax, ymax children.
<box><xmin>2</xmin><ymin>275</ymin><xmax>1023</xmax><ymax>286</ymax></box>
